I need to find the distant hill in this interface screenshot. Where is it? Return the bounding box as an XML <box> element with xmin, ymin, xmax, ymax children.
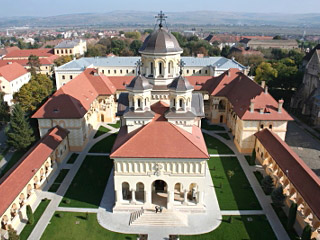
<box><xmin>1</xmin><ymin>10</ymin><xmax>320</xmax><ymax>28</ymax></box>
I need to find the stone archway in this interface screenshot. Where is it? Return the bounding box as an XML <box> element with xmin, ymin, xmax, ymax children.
<box><xmin>152</xmin><ymin>180</ymin><xmax>167</xmax><ymax>207</ymax></box>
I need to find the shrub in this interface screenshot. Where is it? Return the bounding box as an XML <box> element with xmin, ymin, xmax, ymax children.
<box><xmin>301</xmin><ymin>224</ymin><xmax>311</xmax><ymax>240</ymax></box>
<box><xmin>26</xmin><ymin>205</ymin><xmax>34</xmax><ymax>225</ymax></box>
<box><xmin>64</xmin><ymin>199</ymin><xmax>71</xmax><ymax>204</ymax></box>
<box><xmin>56</xmin><ymin>213</ymin><xmax>64</xmax><ymax>218</ymax></box>
<box><xmin>228</xmin><ymin>216</ymin><xmax>233</xmax><ymax>223</ymax></box>
<box><xmin>251</xmin><ymin>149</ymin><xmax>256</xmax><ymax>165</ymax></box>
<box><xmin>271</xmin><ymin>186</ymin><xmax>286</xmax><ymax>207</ymax></box>
<box><xmin>287</xmin><ymin>202</ymin><xmax>297</xmax><ymax>230</ymax></box>
<box><xmin>8</xmin><ymin>225</ymin><xmax>20</xmax><ymax>240</ymax></box>
<box><xmin>261</xmin><ymin>175</ymin><xmax>274</xmax><ymax>195</ymax></box>
<box><xmin>85</xmin><ymin>212</ymin><xmax>89</xmax><ymax>220</ymax></box>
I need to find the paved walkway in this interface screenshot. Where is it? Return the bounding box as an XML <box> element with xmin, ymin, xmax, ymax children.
<box><xmin>97</xmin><ymin>164</ymin><xmax>222</xmax><ymax>240</ymax></box>
<box><xmin>27</xmin><ymin>127</ymin><xmax>118</xmax><ymax>240</ymax></box>
<box><xmin>56</xmin><ymin>207</ymin><xmax>99</xmax><ymax>213</ymax></box>
<box><xmin>221</xmin><ymin>210</ymin><xmax>264</xmax><ymax>215</ymax></box>
<box><xmin>202</xmin><ymin>129</ymin><xmax>290</xmax><ymax>240</ymax></box>
<box><xmin>209</xmin><ymin>154</ymin><xmax>236</xmax><ymax>157</ymax></box>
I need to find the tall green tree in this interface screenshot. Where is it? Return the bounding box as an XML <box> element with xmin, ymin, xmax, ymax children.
<box><xmin>255</xmin><ymin>62</ymin><xmax>278</xmax><ymax>84</ymax></box>
<box><xmin>27</xmin><ymin>55</ymin><xmax>41</xmax><ymax>75</ymax></box>
<box><xmin>287</xmin><ymin>202</ymin><xmax>297</xmax><ymax>230</ymax></box>
<box><xmin>54</xmin><ymin>55</ymin><xmax>73</xmax><ymax>67</ymax></box>
<box><xmin>26</xmin><ymin>205</ymin><xmax>34</xmax><ymax>225</ymax></box>
<box><xmin>0</xmin><ymin>92</ymin><xmax>10</xmax><ymax>122</ymax></box>
<box><xmin>301</xmin><ymin>224</ymin><xmax>312</xmax><ymax>240</ymax></box>
<box><xmin>251</xmin><ymin>149</ymin><xmax>256</xmax><ymax>165</ymax></box>
<box><xmin>130</xmin><ymin>40</ymin><xmax>143</xmax><ymax>55</ymax></box>
<box><xmin>8</xmin><ymin>225</ymin><xmax>20</xmax><ymax>240</ymax></box>
<box><xmin>261</xmin><ymin>175</ymin><xmax>274</xmax><ymax>195</ymax></box>
<box><xmin>271</xmin><ymin>186</ymin><xmax>286</xmax><ymax>207</ymax></box>
<box><xmin>6</xmin><ymin>104</ymin><xmax>35</xmax><ymax>150</ymax></box>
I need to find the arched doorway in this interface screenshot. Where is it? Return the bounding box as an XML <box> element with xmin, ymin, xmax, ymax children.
<box><xmin>188</xmin><ymin>183</ymin><xmax>198</xmax><ymax>203</ymax></box>
<box><xmin>122</xmin><ymin>182</ymin><xmax>131</xmax><ymax>201</ymax></box>
<box><xmin>136</xmin><ymin>182</ymin><xmax>144</xmax><ymax>203</ymax></box>
<box><xmin>220</xmin><ymin>115</ymin><xmax>224</xmax><ymax>123</ymax></box>
<box><xmin>174</xmin><ymin>183</ymin><xmax>183</xmax><ymax>202</ymax></box>
<box><xmin>152</xmin><ymin>180</ymin><xmax>167</xmax><ymax>207</ymax></box>
<box><xmin>101</xmin><ymin>114</ymin><xmax>105</xmax><ymax>122</ymax></box>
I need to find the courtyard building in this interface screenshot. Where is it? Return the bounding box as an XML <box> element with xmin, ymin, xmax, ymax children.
<box><xmin>54</xmin><ymin>39</ymin><xmax>87</xmax><ymax>57</ymax></box>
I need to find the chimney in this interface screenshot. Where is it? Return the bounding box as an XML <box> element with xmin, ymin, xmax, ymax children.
<box><xmin>278</xmin><ymin>99</ymin><xmax>284</xmax><ymax>113</ymax></box>
<box><xmin>261</xmin><ymin>81</ymin><xmax>265</xmax><ymax>89</ymax></box>
<box><xmin>227</xmin><ymin>70</ymin><xmax>230</xmax><ymax>76</ymax></box>
<box><xmin>249</xmin><ymin>99</ymin><xmax>254</xmax><ymax>113</ymax></box>
<box><xmin>264</xmin><ymin>86</ymin><xmax>268</xmax><ymax>94</ymax></box>
<box><xmin>260</xmin><ymin>108</ymin><xmax>264</xmax><ymax>114</ymax></box>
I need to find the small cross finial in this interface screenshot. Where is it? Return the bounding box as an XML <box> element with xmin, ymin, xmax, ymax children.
<box><xmin>136</xmin><ymin>59</ymin><xmax>142</xmax><ymax>75</ymax></box>
<box><xmin>155</xmin><ymin>11</ymin><xmax>167</xmax><ymax>28</ymax></box>
<box><xmin>179</xmin><ymin>60</ymin><xmax>185</xmax><ymax>75</ymax></box>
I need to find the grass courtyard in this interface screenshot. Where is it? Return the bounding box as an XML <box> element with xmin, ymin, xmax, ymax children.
<box><xmin>48</xmin><ymin>169</ymin><xmax>69</xmax><ymax>192</ymax></box>
<box><xmin>89</xmin><ymin>134</ymin><xmax>117</xmax><ymax>153</ymax></box>
<box><xmin>181</xmin><ymin>215</ymin><xmax>277</xmax><ymax>240</ymax></box>
<box><xmin>209</xmin><ymin>157</ymin><xmax>261</xmax><ymax>210</ymax></box>
<box><xmin>94</xmin><ymin>126</ymin><xmax>110</xmax><ymax>138</ymax></box>
<box><xmin>203</xmin><ymin>133</ymin><xmax>234</xmax><ymax>154</ymax></box>
<box><xmin>109</xmin><ymin>120</ymin><xmax>121</xmax><ymax>129</ymax></box>
<box><xmin>41</xmin><ymin>212</ymin><xmax>136</xmax><ymax>240</ymax></box>
<box><xmin>59</xmin><ymin>156</ymin><xmax>113</xmax><ymax>208</ymax></box>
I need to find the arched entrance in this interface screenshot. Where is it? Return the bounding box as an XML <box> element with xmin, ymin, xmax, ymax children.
<box><xmin>101</xmin><ymin>114</ymin><xmax>105</xmax><ymax>122</ymax></box>
<box><xmin>152</xmin><ymin>180</ymin><xmax>167</xmax><ymax>207</ymax></box>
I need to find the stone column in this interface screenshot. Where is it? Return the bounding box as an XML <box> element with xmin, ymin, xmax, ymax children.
<box><xmin>144</xmin><ymin>190</ymin><xmax>152</xmax><ymax>207</ymax></box>
<box><xmin>131</xmin><ymin>190</ymin><xmax>136</xmax><ymax>204</ymax></box>
<box><xmin>183</xmin><ymin>190</ymin><xmax>188</xmax><ymax>205</ymax></box>
<box><xmin>167</xmin><ymin>190</ymin><xmax>174</xmax><ymax>209</ymax></box>
<box><xmin>115</xmin><ymin>190</ymin><xmax>122</xmax><ymax>204</ymax></box>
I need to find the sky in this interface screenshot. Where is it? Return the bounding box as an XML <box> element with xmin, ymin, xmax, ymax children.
<box><xmin>1</xmin><ymin>0</ymin><xmax>320</xmax><ymax>17</ymax></box>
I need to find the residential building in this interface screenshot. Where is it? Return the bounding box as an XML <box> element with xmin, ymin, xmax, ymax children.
<box><xmin>244</xmin><ymin>39</ymin><xmax>299</xmax><ymax>50</ymax></box>
<box><xmin>54</xmin><ymin>39</ymin><xmax>87</xmax><ymax>57</ymax></box>
<box><xmin>0</xmin><ymin>62</ymin><xmax>31</xmax><ymax>106</ymax></box>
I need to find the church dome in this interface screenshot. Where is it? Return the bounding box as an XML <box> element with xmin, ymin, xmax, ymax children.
<box><xmin>168</xmin><ymin>75</ymin><xmax>194</xmax><ymax>91</ymax></box>
<box><xmin>139</xmin><ymin>27</ymin><xmax>183</xmax><ymax>54</ymax></box>
<box><xmin>126</xmin><ymin>74</ymin><xmax>153</xmax><ymax>91</ymax></box>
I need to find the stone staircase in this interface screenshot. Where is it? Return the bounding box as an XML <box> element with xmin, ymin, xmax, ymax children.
<box><xmin>130</xmin><ymin>209</ymin><xmax>188</xmax><ymax>226</ymax></box>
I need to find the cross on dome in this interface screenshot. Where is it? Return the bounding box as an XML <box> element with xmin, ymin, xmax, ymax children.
<box><xmin>136</xmin><ymin>59</ymin><xmax>142</xmax><ymax>75</ymax></box>
<box><xmin>179</xmin><ymin>60</ymin><xmax>186</xmax><ymax>75</ymax></box>
<box><xmin>155</xmin><ymin>10</ymin><xmax>167</xmax><ymax>28</ymax></box>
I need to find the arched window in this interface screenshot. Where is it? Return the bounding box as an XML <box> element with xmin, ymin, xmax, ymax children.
<box><xmin>150</xmin><ymin>62</ymin><xmax>154</xmax><ymax>75</ymax></box>
<box><xmin>145</xmin><ymin>98</ymin><xmax>147</xmax><ymax>106</ymax></box>
<box><xmin>168</xmin><ymin>62</ymin><xmax>171</xmax><ymax>74</ymax></box>
<box><xmin>159</xmin><ymin>62</ymin><xmax>163</xmax><ymax>76</ymax></box>
<box><xmin>137</xmin><ymin>99</ymin><xmax>141</xmax><ymax>108</ymax></box>
<box><xmin>179</xmin><ymin>99</ymin><xmax>183</xmax><ymax>108</ymax></box>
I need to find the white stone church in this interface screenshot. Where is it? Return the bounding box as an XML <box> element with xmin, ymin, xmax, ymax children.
<box><xmin>110</xmin><ymin>19</ymin><xmax>209</xmax><ymax>212</ymax></box>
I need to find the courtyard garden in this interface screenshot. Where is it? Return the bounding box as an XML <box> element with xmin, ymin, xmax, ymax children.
<box><xmin>181</xmin><ymin>215</ymin><xmax>277</xmax><ymax>240</ymax></box>
<box><xmin>89</xmin><ymin>134</ymin><xmax>117</xmax><ymax>153</ymax></box>
<box><xmin>209</xmin><ymin>157</ymin><xmax>261</xmax><ymax>210</ymax></box>
<box><xmin>20</xmin><ymin>199</ymin><xmax>51</xmax><ymax>240</ymax></box>
<box><xmin>48</xmin><ymin>169</ymin><xmax>69</xmax><ymax>192</ymax></box>
<box><xmin>59</xmin><ymin>156</ymin><xmax>113</xmax><ymax>208</ymax></box>
<box><xmin>93</xmin><ymin>126</ymin><xmax>110</xmax><ymax>138</ymax></box>
<box><xmin>109</xmin><ymin>120</ymin><xmax>121</xmax><ymax>129</ymax></box>
<box><xmin>201</xmin><ymin>119</ymin><xmax>225</xmax><ymax>131</ymax></box>
<box><xmin>203</xmin><ymin>133</ymin><xmax>234</xmax><ymax>154</ymax></box>
<box><xmin>40</xmin><ymin>212</ymin><xmax>136</xmax><ymax>240</ymax></box>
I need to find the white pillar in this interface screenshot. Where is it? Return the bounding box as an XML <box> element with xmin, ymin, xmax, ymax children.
<box><xmin>115</xmin><ymin>190</ymin><xmax>122</xmax><ymax>204</ymax></box>
<box><xmin>199</xmin><ymin>191</ymin><xmax>204</xmax><ymax>205</ymax></box>
<box><xmin>145</xmin><ymin>190</ymin><xmax>152</xmax><ymax>206</ymax></box>
<box><xmin>131</xmin><ymin>190</ymin><xmax>136</xmax><ymax>204</ymax></box>
<box><xmin>167</xmin><ymin>190</ymin><xmax>174</xmax><ymax>209</ymax></box>
<box><xmin>183</xmin><ymin>190</ymin><xmax>188</xmax><ymax>205</ymax></box>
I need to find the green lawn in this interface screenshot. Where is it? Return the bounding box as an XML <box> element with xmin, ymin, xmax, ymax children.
<box><xmin>272</xmin><ymin>204</ymin><xmax>299</xmax><ymax>240</ymax></box>
<box><xmin>209</xmin><ymin>157</ymin><xmax>261</xmax><ymax>210</ymax></box>
<box><xmin>48</xmin><ymin>169</ymin><xmax>69</xmax><ymax>192</ymax></box>
<box><xmin>67</xmin><ymin>153</ymin><xmax>79</xmax><ymax>164</ymax></box>
<box><xmin>41</xmin><ymin>212</ymin><xmax>136</xmax><ymax>240</ymax></box>
<box><xmin>203</xmin><ymin>133</ymin><xmax>234</xmax><ymax>154</ymax></box>
<box><xmin>0</xmin><ymin>150</ymin><xmax>26</xmax><ymax>178</ymax></box>
<box><xmin>20</xmin><ymin>199</ymin><xmax>51</xmax><ymax>240</ymax></box>
<box><xmin>181</xmin><ymin>215</ymin><xmax>277</xmax><ymax>240</ymax></box>
<box><xmin>89</xmin><ymin>134</ymin><xmax>117</xmax><ymax>153</ymax></box>
<box><xmin>109</xmin><ymin>120</ymin><xmax>120</xmax><ymax>129</ymax></box>
<box><xmin>201</xmin><ymin>119</ymin><xmax>225</xmax><ymax>131</ymax></box>
<box><xmin>60</xmin><ymin>156</ymin><xmax>113</xmax><ymax>208</ymax></box>
<box><xmin>216</xmin><ymin>132</ymin><xmax>231</xmax><ymax>140</ymax></box>
<box><xmin>94</xmin><ymin>126</ymin><xmax>110</xmax><ymax>138</ymax></box>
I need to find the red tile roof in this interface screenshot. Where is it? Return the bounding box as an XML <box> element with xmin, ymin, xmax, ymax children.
<box><xmin>111</xmin><ymin>101</ymin><xmax>209</xmax><ymax>159</ymax></box>
<box><xmin>0</xmin><ymin>62</ymin><xmax>28</xmax><ymax>82</ymax></box>
<box><xmin>108</xmin><ymin>76</ymin><xmax>135</xmax><ymax>90</ymax></box>
<box><xmin>0</xmin><ymin>55</ymin><xmax>58</xmax><ymax>67</ymax></box>
<box><xmin>255</xmin><ymin>129</ymin><xmax>320</xmax><ymax>220</ymax></box>
<box><xmin>3</xmin><ymin>49</ymin><xmax>54</xmax><ymax>59</ymax></box>
<box><xmin>0</xmin><ymin>126</ymin><xmax>69</xmax><ymax>217</ymax></box>
<box><xmin>0</xmin><ymin>46</ymin><xmax>20</xmax><ymax>56</ymax></box>
<box><xmin>32</xmin><ymin>68</ymin><xmax>116</xmax><ymax>119</ymax></box>
<box><xmin>206</xmin><ymin>68</ymin><xmax>292</xmax><ymax>121</ymax></box>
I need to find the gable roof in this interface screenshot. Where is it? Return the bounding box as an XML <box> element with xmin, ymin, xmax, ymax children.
<box><xmin>0</xmin><ymin>62</ymin><xmax>28</xmax><ymax>82</ymax></box>
<box><xmin>3</xmin><ymin>49</ymin><xmax>54</xmax><ymax>58</ymax></box>
<box><xmin>0</xmin><ymin>55</ymin><xmax>58</xmax><ymax>67</ymax></box>
<box><xmin>255</xmin><ymin>129</ymin><xmax>320</xmax><ymax>220</ymax></box>
<box><xmin>111</xmin><ymin>102</ymin><xmax>209</xmax><ymax>159</ymax></box>
<box><xmin>0</xmin><ymin>126</ymin><xmax>69</xmax><ymax>217</ymax></box>
<box><xmin>32</xmin><ymin>68</ymin><xmax>116</xmax><ymax>119</ymax></box>
<box><xmin>206</xmin><ymin>68</ymin><xmax>292</xmax><ymax>121</ymax></box>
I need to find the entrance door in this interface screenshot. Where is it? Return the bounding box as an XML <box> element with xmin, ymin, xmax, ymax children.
<box><xmin>154</xmin><ymin>180</ymin><xmax>165</xmax><ymax>192</ymax></box>
<box><xmin>152</xmin><ymin>180</ymin><xmax>167</xmax><ymax>207</ymax></box>
<box><xmin>220</xmin><ymin>115</ymin><xmax>223</xmax><ymax>123</ymax></box>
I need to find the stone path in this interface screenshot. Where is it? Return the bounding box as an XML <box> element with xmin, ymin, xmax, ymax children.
<box><xmin>27</xmin><ymin>127</ymin><xmax>118</xmax><ymax>240</ymax></box>
<box><xmin>56</xmin><ymin>207</ymin><xmax>99</xmax><ymax>213</ymax></box>
<box><xmin>202</xmin><ymin>129</ymin><xmax>290</xmax><ymax>240</ymax></box>
<box><xmin>220</xmin><ymin>210</ymin><xmax>264</xmax><ymax>215</ymax></box>
<box><xmin>209</xmin><ymin>154</ymin><xmax>236</xmax><ymax>157</ymax></box>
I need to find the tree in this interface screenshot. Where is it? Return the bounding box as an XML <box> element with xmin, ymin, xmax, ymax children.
<box><xmin>301</xmin><ymin>224</ymin><xmax>312</xmax><ymax>240</ymax></box>
<box><xmin>0</xmin><ymin>92</ymin><xmax>10</xmax><ymax>123</ymax></box>
<box><xmin>221</xmin><ymin>46</ymin><xmax>231</xmax><ymax>57</ymax></box>
<box><xmin>54</xmin><ymin>55</ymin><xmax>73</xmax><ymax>67</ymax></box>
<box><xmin>27</xmin><ymin>55</ymin><xmax>41</xmax><ymax>75</ymax></box>
<box><xmin>261</xmin><ymin>175</ymin><xmax>274</xmax><ymax>195</ymax></box>
<box><xmin>227</xmin><ymin>170</ymin><xmax>235</xmax><ymax>179</ymax></box>
<box><xmin>14</xmin><ymin>74</ymin><xmax>53</xmax><ymax>113</ymax></box>
<box><xmin>8</xmin><ymin>225</ymin><xmax>20</xmax><ymax>240</ymax></box>
<box><xmin>271</xmin><ymin>186</ymin><xmax>286</xmax><ymax>207</ymax></box>
<box><xmin>124</xmin><ymin>31</ymin><xmax>141</xmax><ymax>40</ymax></box>
<box><xmin>287</xmin><ymin>202</ymin><xmax>297</xmax><ymax>230</ymax></box>
<box><xmin>251</xmin><ymin>149</ymin><xmax>256</xmax><ymax>165</ymax></box>
<box><xmin>130</xmin><ymin>40</ymin><xmax>142</xmax><ymax>55</ymax></box>
<box><xmin>255</xmin><ymin>62</ymin><xmax>278</xmax><ymax>84</ymax></box>
<box><xmin>26</xmin><ymin>205</ymin><xmax>34</xmax><ymax>225</ymax></box>
<box><xmin>6</xmin><ymin>104</ymin><xmax>35</xmax><ymax>150</ymax></box>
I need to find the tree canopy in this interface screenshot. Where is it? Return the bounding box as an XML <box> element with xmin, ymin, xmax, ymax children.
<box><xmin>54</xmin><ymin>55</ymin><xmax>73</xmax><ymax>67</ymax></box>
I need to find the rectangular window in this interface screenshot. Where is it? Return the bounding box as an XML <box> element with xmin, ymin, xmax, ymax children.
<box><xmin>126</xmin><ymin>69</ymin><xmax>129</xmax><ymax>74</ymax></box>
<box><xmin>102</xmin><ymin>70</ymin><xmax>105</xmax><ymax>74</ymax></box>
<box><xmin>205</xmin><ymin>70</ymin><xmax>208</xmax><ymax>74</ymax></box>
<box><xmin>193</xmin><ymin>70</ymin><xmax>195</xmax><ymax>74</ymax></box>
<box><xmin>114</xmin><ymin>70</ymin><xmax>117</xmax><ymax>74</ymax></box>
<box><xmin>187</xmin><ymin>70</ymin><xmax>189</xmax><ymax>74</ymax></box>
<box><xmin>62</xmin><ymin>75</ymin><xmax>65</xmax><ymax>80</ymax></box>
<box><xmin>120</xmin><ymin>70</ymin><xmax>123</xmax><ymax>74</ymax></box>
<box><xmin>70</xmin><ymin>75</ymin><xmax>73</xmax><ymax>80</ymax></box>
<box><xmin>108</xmin><ymin>70</ymin><xmax>110</xmax><ymax>74</ymax></box>
<box><xmin>199</xmin><ymin>70</ymin><xmax>202</xmax><ymax>74</ymax></box>
<box><xmin>132</xmin><ymin>70</ymin><xmax>135</xmax><ymax>74</ymax></box>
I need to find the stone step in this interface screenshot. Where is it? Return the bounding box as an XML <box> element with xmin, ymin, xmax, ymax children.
<box><xmin>130</xmin><ymin>210</ymin><xmax>188</xmax><ymax>226</ymax></box>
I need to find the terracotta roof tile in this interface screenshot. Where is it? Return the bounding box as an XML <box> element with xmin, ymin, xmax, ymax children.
<box><xmin>0</xmin><ymin>62</ymin><xmax>28</xmax><ymax>82</ymax></box>
<box><xmin>3</xmin><ymin>49</ymin><xmax>54</xmax><ymax>58</ymax></box>
<box><xmin>0</xmin><ymin>55</ymin><xmax>58</xmax><ymax>67</ymax></box>
<box><xmin>111</xmin><ymin>102</ymin><xmax>209</xmax><ymax>159</ymax></box>
<box><xmin>0</xmin><ymin>126</ymin><xmax>69</xmax><ymax>217</ymax></box>
<box><xmin>32</xmin><ymin>68</ymin><xmax>116</xmax><ymax>119</ymax></box>
<box><xmin>255</xmin><ymin>129</ymin><xmax>320</xmax><ymax>220</ymax></box>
